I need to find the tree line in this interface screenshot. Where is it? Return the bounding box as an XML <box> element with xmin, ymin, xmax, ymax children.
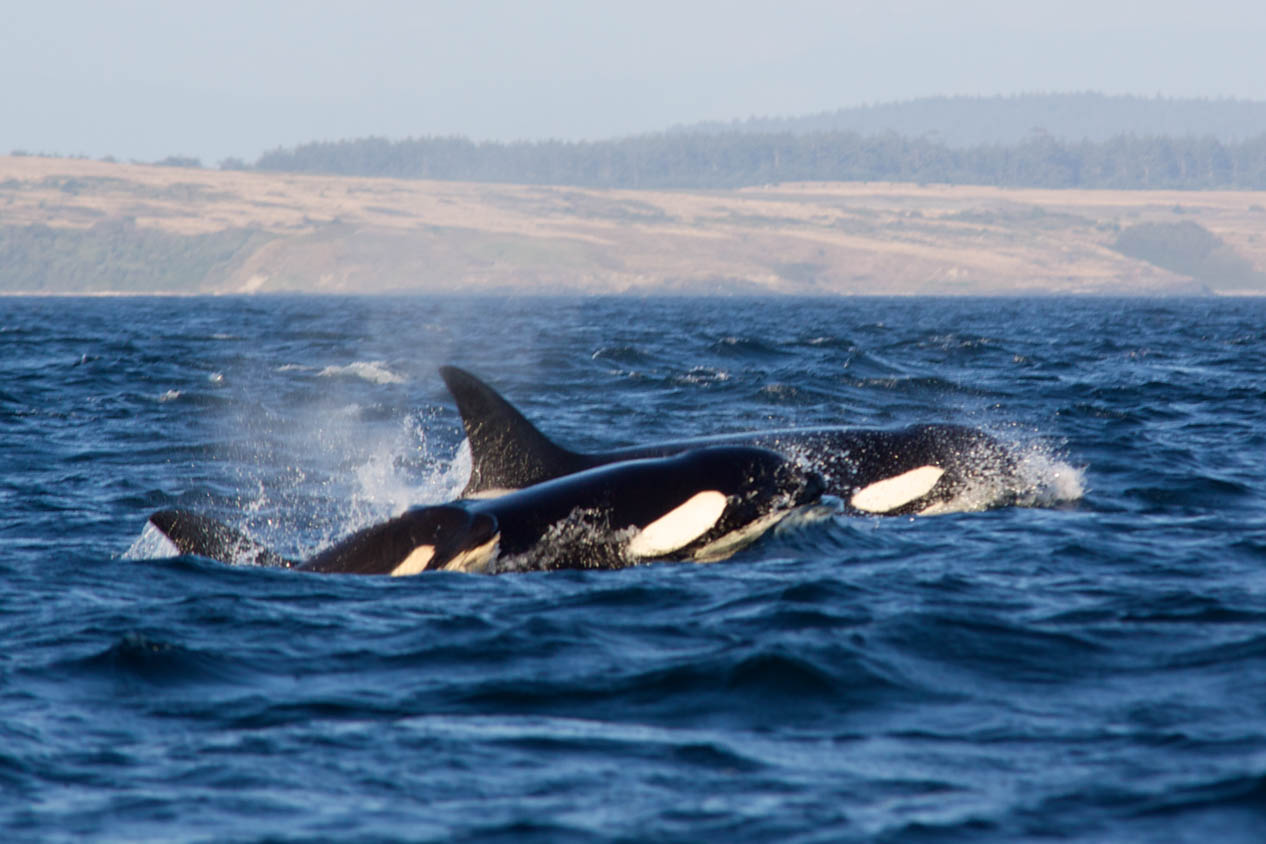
<box><xmin>675</xmin><ymin>93</ymin><xmax>1266</xmax><ymax>147</ymax></box>
<box><xmin>248</xmin><ymin>130</ymin><xmax>1266</xmax><ymax>190</ymax></box>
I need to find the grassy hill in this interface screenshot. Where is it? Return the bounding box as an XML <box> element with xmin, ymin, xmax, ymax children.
<box><xmin>3</xmin><ymin>156</ymin><xmax>1265</xmax><ymax>296</ymax></box>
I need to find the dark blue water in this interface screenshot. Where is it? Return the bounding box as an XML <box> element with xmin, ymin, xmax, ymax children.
<box><xmin>3</xmin><ymin>296</ymin><xmax>1265</xmax><ymax>842</ymax></box>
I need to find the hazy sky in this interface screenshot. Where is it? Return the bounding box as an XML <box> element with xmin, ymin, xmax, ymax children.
<box><xmin>4</xmin><ymin>1</ymin><xmax>1265</xmax><ymax>164</ymax></box>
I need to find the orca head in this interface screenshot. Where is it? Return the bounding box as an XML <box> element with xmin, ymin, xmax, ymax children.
<box><xmin>466</xmin><ymin>445</ymin><xmax>825</xmax><ymax>572</ymax></box>
<box><xmin>299</xmin><ymin>505</ymin><xmax>501</xmax><ymax>576</ymax></box>
<box><xmin>625</xmin><ymin>446</ymin><xmax>826</xmax><ymax>564</ymax></box>
<box><xmin>842</xmin><ymin>425</ymin><xmax>1019</xmax><ymax>515</ymax></box>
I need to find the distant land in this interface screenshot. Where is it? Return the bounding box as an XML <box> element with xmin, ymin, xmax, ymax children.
<box><xmin>238</xmin><ymin>94</ymin><xmax>1266</xmax><ymax>192</ymax></box>
<box><xmin>4</xmin><ymin>156</ymin><xmax>1265</xmax><ymax>297</ymax></box>
<box><xmin>673</xmin><ymin>93</ymin><xmax>1266</xmax><ymax>147</ymax></box>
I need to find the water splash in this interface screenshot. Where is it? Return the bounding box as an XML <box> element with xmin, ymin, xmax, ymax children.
<box><xmin>1011</xmin><ymin>445</ymin><xmax>1086</xmax><ymax>509</ymax></box>
<box><xmin>348</xmin><ymin>415</ymin><xmax>469</xmax><ymax>521</ymax></box>
<box><xmin>924</xmin><ymin>434</ymin><xmax>1085</xmax><ymax>515</ymax></box>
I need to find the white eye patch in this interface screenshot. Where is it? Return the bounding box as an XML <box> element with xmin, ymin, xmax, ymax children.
<box><xmin>390</xmin><ymin>544</ymin><xmax>436</xmax><ymax>576</ymax></box>
<box><xmin>849</xmin><ymin>466</ymin><xmax>945</xmax><ymax>513</ymax></box>
<box><xmin>627</xmin><ymin>491</ymin><xmax>728</xmax><ymax>558</ymax></box>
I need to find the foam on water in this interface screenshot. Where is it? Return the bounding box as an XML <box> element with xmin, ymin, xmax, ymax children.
<box><xmin>1013</xmin><ymin>447</ymin><xmax>1086</xmax><ymax>508</ymax></box>
<box><xmin>926</xmin><ymin>434</ymin><xmax>1085</xmax><ymax>515</ymax></box>
<box><xmin>317</xmin><ymin>360</ymin><xmax>405</xmax><ymax>385</ymax></box>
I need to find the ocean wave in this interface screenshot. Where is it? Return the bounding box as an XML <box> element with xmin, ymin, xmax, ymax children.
<box><xmin>673</xmin><ymin>366</ymin><xmax>731</xmax><ymax>385</ymax></box>
<box><xmin>317</xmin><ymin>361</ymin><xmax>405</xmax><ymax>385</ymax></box>
<box><xmin>57</xmin><ymin>633</ymin><xmax>249</xmax><ymax>687</ymax></box>
<box><xmin>7</xmin><ymin>296</ymin><xmax>1266</xmax><ymax>841</ymax></box>
<box><xmin>709</xmin><ymin>336</ymin><xmax>790</xmax><ymax>358</ymax></box>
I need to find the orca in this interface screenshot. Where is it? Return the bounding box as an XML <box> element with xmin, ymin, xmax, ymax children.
<box><xmin>439</xmin><ymin>365</ymin><xmax>1018</xmax><ymax>516</ymax></box>
<box><xmin>147</xmin><ymin>445</ymin><xmax>824</xmax><ymax>575</ymax></box>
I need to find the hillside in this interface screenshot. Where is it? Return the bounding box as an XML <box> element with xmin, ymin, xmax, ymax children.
<box><xmin>676</xmin><ymin>94</ymin><xmax>1266</xmax><ymax>146</ymax></box>
<box><xmin>246</xmin><ymin>95</ymin><xmax>1266</xmax><ymax>191</ymax></box>
<box><xmin>251</xmin><ymin>131</ymin><xmax>1266</xmax><ymax>191</ymax></box>
<box><xmin>3</xmin><ymin>156</ymin><xmax>1265</xmax><ymax>296</ymax></box>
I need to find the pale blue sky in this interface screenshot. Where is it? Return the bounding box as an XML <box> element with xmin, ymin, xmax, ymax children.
<box><xmin>3</xmin><ymin>0</ymin><xmax>1264</xmax><ymax>164</ymax></box>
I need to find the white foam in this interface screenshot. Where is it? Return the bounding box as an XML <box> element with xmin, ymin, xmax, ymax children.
<box><xmin>317</xmin><ymin>361</ymin><xmax>405</xmax><ymax>385</ymax></box>
<box><xmin>676</xmin><ymin>367</ymin><xmax>731</xmax><ymax>385</ymax></box>
<box><xmin>158</xmin><ymin>389</ymin><xmax>181</xmax><ymax>402</ymax></box>
<box><xmin>217</xmin><ymin>397</ymin><xmax>472</xmax><ymax>562</ymax></box>
<box><xmin>772</xmin><ymin>498</ymin><xmax>847</xmax><ymax>532</ymax></box>
<box><xmin>318</xmin><ymin>417</ymin><xmax>473</xmax><ymax>549</ymax></box>
<box><xmin>438</xmin><ymin>439</ymin><xmax>474</xmax><ymax>501</ymax></box>
<box><xmin>917</xmin><ymin>435</ymin><xmax>1086</xmax><ymax>516</ymax></box>
<box><xmin>1013</xmin><ymin>449</ymin><xmax>1086</xmax><ymax>508</ymax></box>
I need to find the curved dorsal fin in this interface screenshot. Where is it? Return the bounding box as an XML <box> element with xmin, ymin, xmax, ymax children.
<box><xmin>438</xmin><ymin>366</ymin><xmax>589</xmax><ymax>497</ymax></box>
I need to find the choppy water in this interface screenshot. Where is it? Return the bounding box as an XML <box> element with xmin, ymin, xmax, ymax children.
<box><xmin>2</xmin><ymin>295</ymin><xmax>1265</xmax><ymax>842</ymax></box>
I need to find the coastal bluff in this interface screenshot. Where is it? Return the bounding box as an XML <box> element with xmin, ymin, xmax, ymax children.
<box><xmin>3</xmin><ymin>155</ymin><xmax>1264</xmax><ymax>296</ymax></box>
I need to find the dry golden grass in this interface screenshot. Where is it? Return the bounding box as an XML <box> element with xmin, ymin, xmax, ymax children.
<box><xmin>4</xmin><ymin>155</ymin><xmax>1265</xmax><ymax>294</ymax></box>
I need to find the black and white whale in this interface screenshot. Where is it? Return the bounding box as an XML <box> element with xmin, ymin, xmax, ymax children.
<box><xmin>440</xmin><ymin>366</ymin><xmax>1019</xmax><ymax>516</ymax></box>
<box><xmin>147</xmin><ymin>445</ymin><xmax>824</xmax><ymax>575</ymax></box>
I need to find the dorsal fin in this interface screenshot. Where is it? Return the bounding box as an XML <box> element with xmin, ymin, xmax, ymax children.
<box><xmin>439</xmin><ymin>366</ymin><xmax>589</xmax><ymax>497</ymax></box>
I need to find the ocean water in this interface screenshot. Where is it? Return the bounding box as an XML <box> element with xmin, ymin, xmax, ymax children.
<box><xmin>2</xmin><ymin>295</ymin><xmax>1265</xmax><ymax>842</ymax></box>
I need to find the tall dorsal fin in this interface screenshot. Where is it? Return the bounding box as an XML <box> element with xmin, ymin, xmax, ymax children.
<box><xmin>438</xmin><ymin>366</ymin><xmax>589</xmax><ymax>497</ymax></box>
